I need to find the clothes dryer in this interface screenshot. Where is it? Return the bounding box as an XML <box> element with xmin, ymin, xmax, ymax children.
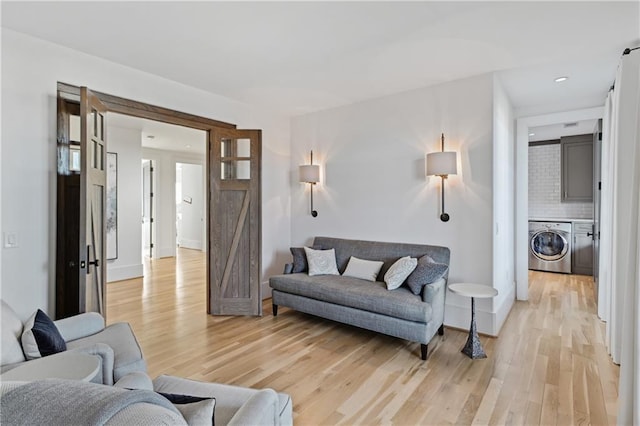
<box><xmin>528</xmin><ymin>221</ymin><xmax>572</xmax><ymax>274</ymax></box>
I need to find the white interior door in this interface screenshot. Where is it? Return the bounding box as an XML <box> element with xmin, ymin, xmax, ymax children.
<box><xmin>142</xmin><ymin>159</ymin><xmax>154</xmax><ymax>258</ymax></box>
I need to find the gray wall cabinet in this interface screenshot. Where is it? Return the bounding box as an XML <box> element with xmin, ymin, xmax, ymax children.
<box><xmin>561</xmin><ymin>134</ymin><xmax>593</xmax><ymax>202</ymax></box>
<box><xmin>572</xmin><ymin>222</ymin><xmax>594</xmax><ymax>276</ymax></box>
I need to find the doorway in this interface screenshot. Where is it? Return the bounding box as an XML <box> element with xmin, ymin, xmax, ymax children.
<box><xmin>56</xmin><ymin>83</ymin><xmax>263</xmax><ymax>318</ymax></box>
<box><xmin>142</xmin><ymin>159</ymin><xmax>154</xmax><ymax>258</ymax></box>
<box><xmin>515</xmin><ymin>107</ymin><xmax>603</xmax><ymax>301</ymax></box>
<box><xmin>176</xmin><ymin>163</ymin><xmax>205</xmax><ymax>251</ymax></box>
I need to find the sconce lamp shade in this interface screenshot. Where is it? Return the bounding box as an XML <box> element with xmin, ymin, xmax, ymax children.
<box><xmin>299</xmin><ymin>164</ymin><xmax>320</xmax><ymax>183</ymax></box>
<box><xmin>426</xmin><ymin>152</ymin><xmax>457</xmax><ymax>177</ymax></box>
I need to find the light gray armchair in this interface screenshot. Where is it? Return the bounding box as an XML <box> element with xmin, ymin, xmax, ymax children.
<box><xmin>0</xmin><ymin>300</ymin><xmax>146</xmax><ymax>385</ymax></box>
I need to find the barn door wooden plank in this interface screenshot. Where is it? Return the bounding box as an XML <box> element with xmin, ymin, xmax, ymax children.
<box><xmin>209</xmin><ymin>128</ymin><xmax>262</xmax><ymax>315</ymax></box>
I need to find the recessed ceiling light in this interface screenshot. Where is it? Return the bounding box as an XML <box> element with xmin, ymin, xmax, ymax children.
<box><xmin>554</xmin><ymin>76</ymin><xmax>569</xmax><ymax>83</ymax></box>
<box><xmin>529</xmin><ymin>132</ymin><xmax>535</xmax><ymax>136</ymax></box>
<box><xmin>146</xmin><ymin>135</ymin><xmax>155</xmax><ymax>139</ymax></box>
<box><xmin>186</xmin><ymin>144</ymin><xmax>191</xmax><ymax>149</ymax></box>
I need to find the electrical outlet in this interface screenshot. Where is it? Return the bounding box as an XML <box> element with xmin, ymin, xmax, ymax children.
<box><xmin>3</xmin><ymin>232</ymin><xmax>18</xmax><ymax>248</ymax></box>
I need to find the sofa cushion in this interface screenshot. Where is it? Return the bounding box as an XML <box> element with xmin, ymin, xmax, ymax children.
<box><xmin>406</xmin><ymin>255</ymin><xmax>450</xmax><ymax>295</ymax></box>
<box><xmin>270</xmin><ymin>274</ymin><xmax>431</xmax><ymax>323</ymax></box>
<box><xmin>383</xmin><ymin>256</ymin><xmax>417</xmax><ymax>290</ymax></box>
<box><xmin>304</xmin><ymin>247</ymin><xmax>339</xmax><ymax>276</ymax></box>
<box><xmin>21</xmin><ymin>310</ymin><xmax>67</xmax><ymax>360</ymax></box>
<box><xmin>343</xmin><ymin>256</ymin><xmax>384</xmax><ymax>282</ymax></box>
<box><xmin>1</xmin><ymin>300</ymin><xmax>26</xmax><ymax>366</ymax></box>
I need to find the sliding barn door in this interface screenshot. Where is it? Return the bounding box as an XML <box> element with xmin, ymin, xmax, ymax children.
<box><xmin>56</xmin><ymin>86</ymin><xmax>107</xmax><ymax>318</ymax></box>
<box><xmin>209</xmin><ymin>129</ymin><xmax>262</xmax><ymax>315</ymax></box>
<box><xmin>80</xmin><ymin>87</ymin><xmax>108</xmax><ymax>315</ymax></box>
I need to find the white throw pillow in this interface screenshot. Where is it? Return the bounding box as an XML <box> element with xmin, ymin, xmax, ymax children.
<box><xmin>304</xmin><ymin>247</ymin><xmax>339</xmax><ymax>276</ymax></box>
<box><xmin>174</xmin><ymin>398</ymin><xmax>216</xmax><ymax>425</ymax></box>
<box><xmin>342</xmin><ymin>256</ymin><xmax>384</xmax><ymax>282</ymax></box>
<box><xmin>384</xmin><ymin>256</ymin><xmax>418</xmax><ymax>290</ymax></box>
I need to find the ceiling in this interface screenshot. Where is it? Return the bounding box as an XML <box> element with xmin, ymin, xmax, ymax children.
<box><xmin>529</xmin><ymin>119</ymin><xmax>598</xmax><ymax>142</ymax></box>
<box><xmin>109</xmin><ymin>113</ymin><xmax>207</xmax><ymax>154</ymax></box>
<box><xmin>2</xmin><ymin>1</ymin><xmax>639</xmax><ymax>117</ymax></box>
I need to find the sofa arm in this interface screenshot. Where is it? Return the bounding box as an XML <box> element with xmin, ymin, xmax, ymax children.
<box><xmin>55</xmin><ymin>312</ymin><xmax>105</xmax><ymax>342</ymax></box>
<box><xmin>422</xmin><ymin>278</ymin><xmax>446</xmax><ymax>328</ymax></box>
<box><xmin>66</xmin><ymin>343</ymin><xmax>115</xmax><ymax>385</ymax></box>
<box><xmin>227</xmin><ymin>389</ymin><xmax>279</xmax><ymax>426</ymax></box>
<box><xmin>114</xmin><ymin>371</ymin><xmax>154</xmax><ymax>391</ymax></box>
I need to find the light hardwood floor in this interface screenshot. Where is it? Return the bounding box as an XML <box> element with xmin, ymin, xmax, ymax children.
<box><xmin>107</xmin><ymin>249</ymin><xmax>619</xmax><ymax>425</ymax></box>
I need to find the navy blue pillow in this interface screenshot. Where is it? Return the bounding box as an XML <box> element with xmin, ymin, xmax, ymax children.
<box><xmin>22</xmin><ymin>309</ymin><xmax>67</xmax><ymax>359</ymax></box>
<box><xmin>157</xmin><ymin>392</ymin><xmax>210</xmax><ymax>404</ymax></box>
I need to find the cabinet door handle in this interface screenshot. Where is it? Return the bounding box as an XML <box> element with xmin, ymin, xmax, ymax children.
<box><xmin>587</xmin><ymin>232</ymin><xmax>593</xmax><ymax>237</ymax></box>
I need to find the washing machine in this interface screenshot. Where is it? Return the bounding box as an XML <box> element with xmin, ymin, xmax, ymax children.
<box><xmin>529</xmin><ymin>221</ymin><xmax>572</xmax><ymax>274</ymax></box>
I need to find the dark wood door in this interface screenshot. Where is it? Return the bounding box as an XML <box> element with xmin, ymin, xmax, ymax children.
<box><xmin>209</xmin><ymin>129</ymin><xmax>262</xmax><ymax>315</ymax></box>
<box><xmin>592</xmin><ymin>120</ymin><xmax>602</xmax><ymax>300</ymax></box>
<box><xmin>56</xmin><ymin>87</ymin><xmax>107</xmax><ymax>318</ymax></box>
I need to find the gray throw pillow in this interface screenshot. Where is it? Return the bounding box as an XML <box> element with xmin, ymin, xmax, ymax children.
<box><xmin>406</xmin><ymin>255</ymin><xmax>449</xmax><ymax>295</ymax></box>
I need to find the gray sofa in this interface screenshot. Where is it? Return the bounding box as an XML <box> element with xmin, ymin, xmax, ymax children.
<box><xmin>1</xmin><ymin>375</ymin><xmax>293</xmax><ymax>425</ymax></box>
<box><xmin>269</xmin><ymin>237</ymin><xmax>450</xmax><ymax>360</ymax></box>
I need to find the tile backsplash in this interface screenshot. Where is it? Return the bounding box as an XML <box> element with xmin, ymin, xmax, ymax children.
<box><xmin>529</xmin><ymin>144</ymin><xmax>593</xmax><ymax>219</ymax></box>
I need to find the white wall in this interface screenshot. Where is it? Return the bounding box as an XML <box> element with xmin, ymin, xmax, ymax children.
<box><xmin>106</xmin><ymin>125</ymin><xmax>144</xmax><ymax>282</ymax></box>
<box><xmin>492</xmin><ymin>76</ymin><xmax>516</xmax><ymax>334</ymax></box>
<box><xmin>177</xmin><ymin>163</ymin><xmax>204</xmax><ymax>250</ymax></box>
<box><xmin>290</xmin><ymin>73</ymin><xmax>498</xmax><ymax>334</ymax></box>
<box><xmin>0</xmin><ymin>29</ymin><xmax>291</xmax><ymax>320</ymax></box>
<box><xmin>528</xmin><ymin>144</ymin><xmax>593</xmax><ymax>219</ymax></box>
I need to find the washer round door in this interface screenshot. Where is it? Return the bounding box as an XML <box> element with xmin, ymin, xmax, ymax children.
<box><xmin>530</xmin><ymin>230</ymin><xmax>569</xmax><ymax>261</ymax></box>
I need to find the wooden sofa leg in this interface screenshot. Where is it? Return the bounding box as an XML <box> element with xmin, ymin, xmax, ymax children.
<box><xmin>421</xmin><ymin>344</ymin><xmax>428</xmax><ymax>360</ymax></box>
<box><xmin>438</xmin><ymin>324</ymin><xmax>445</xmax><ymax>336</ymax></box>
<box><xmin>273</xmin><ymin>303</ymin><xmax>278</xmax><ymax>316</ymax></box>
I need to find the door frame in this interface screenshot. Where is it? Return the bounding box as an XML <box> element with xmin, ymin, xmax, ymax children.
<box><xmin>57</xmin><ymin>82</ymin><xmax>260</xmax><ymax>315</ymax></box>
<box><xmin>515</xmin><ymin>106</ymin><xmax>603</xmax><ymax>301</ymax></box>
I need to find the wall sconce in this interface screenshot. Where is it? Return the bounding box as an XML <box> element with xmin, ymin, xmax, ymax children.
<box><xmin>299</xmin><ymin>150</ymin><xmax>320</xmax><ymax>217</ymax></box>
<box><xmin>426</xmin><ymin>133</ymin><xmax>457</xmax><ymax>222</ymax></box>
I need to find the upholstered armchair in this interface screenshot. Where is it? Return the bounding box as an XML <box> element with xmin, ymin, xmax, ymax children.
<box><xmin>1</xmin><ymin>300</ymin><xmax>146</xmax><ymax>385</ymax></box>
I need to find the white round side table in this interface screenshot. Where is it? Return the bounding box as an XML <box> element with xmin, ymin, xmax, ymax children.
<box><xmin>0</xmin><ymin>353</ymin><xmax>100</xmax><ymax>382</ymax></box>
<box><xmin>448</xmin><ymin>283</ymin><xmax>498</xmax><ymax>359</ymax></box>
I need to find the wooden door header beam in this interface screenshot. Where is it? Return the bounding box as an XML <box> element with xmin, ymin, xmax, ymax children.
<box><xmin>57</xmin><ymin>82</ymin><xmax>236</xmax><ymax>130</ymax></box>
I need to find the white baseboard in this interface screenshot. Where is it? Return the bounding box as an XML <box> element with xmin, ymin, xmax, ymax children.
<box><xmin>178</xmin><ymin>239</ymin><xmax>202</xmax><ymax>250</ymax></box>
<box><xmin>494</xmin><ymin>285</ymin><xmax>516</xmax><ymax>335</ymax></box>
<box><xmin>444</xmin><ymin>285</ymin><xmax>516</xmax><ymax>336</ymax></box>
<box><xmin>261</xmin><ymin>281</ymin><xmax>272</xmax><ymax>300</ymax></box>
<box><xmin>156</xmin><ymin>247</ymin><xmax>175</xmax><ymax>258</ymax></box>
<box><xmin>444</xmin><ymin>302</ymin><xmax>496</xmax><ymax>336</ymax></box>
<box><xmin>107</xmin><ymin>264</ymin><xmax>143</xmax><ymax>283</ymax></box>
